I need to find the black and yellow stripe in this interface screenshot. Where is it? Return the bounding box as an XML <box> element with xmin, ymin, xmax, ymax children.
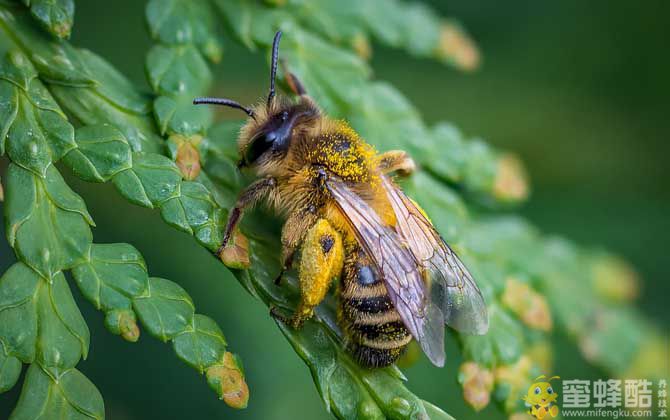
<box><xmin>339</xmin><ymin>244</ymin><xmax>411</xmax><ymax>367</ymax></box>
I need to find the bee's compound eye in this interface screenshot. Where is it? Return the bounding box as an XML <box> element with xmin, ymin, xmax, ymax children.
<box><xmin>244</xmin><ymin>133</ymin><xmax>275</xmax><ymax>165</ymax></box>
<box><xmin>281</xmin><ymin>111</ymin><xmax>288</xmax><ymax>121</ymax></box>
<box><xmin>535</xmin><ymin>387</ymin><xmax>541</xmax><ymax>395</ymax></box>
<box><xmin>547</xmin><ymin>387</ymin><xmax>553</xmax><ymax>394</ymax></box>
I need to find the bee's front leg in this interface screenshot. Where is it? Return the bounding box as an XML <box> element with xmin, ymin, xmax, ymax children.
<box><xmin>272</xmin><ymin>219</ymin><xmax>343</xmax><ymax>329</ymax></box>
<box><xmin>376</xmin><ymin>150</ymin><xmax>416</xmax><ymax>177</ymax></box>
<box><xmin>217</xmin><ymin>177</ymin><xmax>276</xmax><ymax>262</ymax></box>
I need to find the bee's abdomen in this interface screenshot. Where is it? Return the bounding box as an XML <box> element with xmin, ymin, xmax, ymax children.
<box><xmin>340</xmin><ymin>246</ymin><xmax>411</xmax><ymax>368</ymax></box>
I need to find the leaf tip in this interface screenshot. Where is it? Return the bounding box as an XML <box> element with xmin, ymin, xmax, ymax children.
<box><xmin>493</xmin><ymin>153</ymin><xmax>529</xmax><ymax>203</ymax></box>
<box><xmin>591</xmin><ymin>255</ymin><xmax>640</xmax><ymax>302</ymax></box>
<box><xmin>175</xmin><ymin>140</ymin><xmax>202</xmax><ymax>181</ymax></box>
<box><xmin>459</xmin><ymin>362</ymin><xmax>494</xmax><ymax>412</ymax></box>
<box><xmin>206</xmin><ymin>352</ymin><xmax>249</xmax><ymax>409</ymax></box>
<box><xmin>219</xmin><ymin>231</ymin><xmax>250</xmax><ymax>269</ymax></box>
<box><xmin>436</xmin><ymin>22</ymin><xmax>481</xmax><ymax>72</ymax></box>
<box><xmin>105</xmin><ymin>309</ymin><xmax>141</xmax><ymax>342</ymax></box>
<box><xmin>501</xmin><ymin>277</ymin><xmax>552</xmax><ymax>332</ymax></box>
<box><xmin>389</xmin><ymin>397</ymin><xmax>412</xmax><ymax>418</ymax></box>
<box><xmin>494</xmin><ymin>355</ymin><xmax>534</xmax><ymax>411</ymax></box>
<box><xmin>53</xmin><ymin>22</ymin><xmax>73</xmax><ymax>39</ymax></box>
<box><xmin>203</xmin><ymin>39</ymin><xmax>224</xmax><ymax>64</ymax></box>
<box><xmin>351</xmin><ymin>33</ymin><xmax>372</xmax><ymax>61</ymax></box>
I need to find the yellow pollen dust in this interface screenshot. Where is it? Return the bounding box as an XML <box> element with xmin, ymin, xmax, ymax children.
<box><xmin>307</xmin><ymin>120</ymin><xmax>378</xmax><ymax>184</ymax></box>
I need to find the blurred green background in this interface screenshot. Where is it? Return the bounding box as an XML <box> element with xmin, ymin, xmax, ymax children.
<box><xmin>1</xmin><ymin>1</ymin><xmax>667</xmax><ymax>419</ymax></box>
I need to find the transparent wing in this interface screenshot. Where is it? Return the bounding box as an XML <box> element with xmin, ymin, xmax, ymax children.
<box><xmin>381</xmin><ymin>176</ymin><xmax>489</xmax><ymax>335</ymax></box>
<box><xmin>326</xmin><ymin>177</ymin><xmax>446</xmax><ymax>367</ymax></box>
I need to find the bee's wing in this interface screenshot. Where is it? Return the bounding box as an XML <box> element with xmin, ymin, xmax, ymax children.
<box><xmin>326</xmin><ymin>177</ymin><xmax>446</xmax><ymax>367</ymax></box>
<box><xmin>381</xmin><ymin>176</ymin><xmax>489</xmax><ymax>335</ymax></box>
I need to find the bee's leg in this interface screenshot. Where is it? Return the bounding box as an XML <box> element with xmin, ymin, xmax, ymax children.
<box><xmin>275</xmin><ymin>210</ymin><xmax>318</xmax><ymax>285</ymax></box>
<box><xmin>217</xmin><ymin>177</ymin><xmax>277</xmax><ymax>256</ymax></box>
<box><xmin>274</xmin><ymin>219</ymin><xmax>343</xmax><ymax>329</ymax></box>
<box><xmin>377</xmin><ymin>150</ymin><xmax>416</xmax><ymax>177</ymax></box>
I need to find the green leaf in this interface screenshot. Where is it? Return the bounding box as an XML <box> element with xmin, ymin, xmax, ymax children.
<box><xmin>283</xmin><ymin>0</ymin><xmax>362</xmax><ymax>43</ymax></box>
<box><xmin>280</xmin><ymin>26</ymin><xmax>370</xmax><ymax>116</ymax></box>
<box><xmin>112</xmin><ymin>152</ymin><xmax>183</xmax><ymax>208</ymax></box>
<box><xmin>6</xmin><ymin>92</ymin><xmax>53</xmax><ymax>176</ymax></box>
<box><xmin>461</xmin><ymin>140</ymin><xmax>499</xmax><ymax>197</ymax></box>
<box><xmin>345</xmin><ymin>80</ymin><xmax>522</xmax><ymax>204</ymax></box>
<box><xmin>0</xmin><ymin>262</ymin><xmax>89</xmax><ymax>369</ymax></box>
<box><xmin>577</xmin><ymin>306</ymin><xmax>645</xmax><ymax>374</ymax></box>
<box><xmin>154</xmin><ymin>95</ymin><xmax>212</xmax><ymax>136</ymax></box>
<box><xmin>133</xmin><ymin>277</ymin><xmax>195</xmax><ymax>342</ymax></box>
<box><xmin>217</xmin><ymin>0</ymin><xmax>470</xmax><ymax>70</ymax></box>
<box><xmin>159</xmin><ymin>181</ymin><xmax>225</xmax><ymax>250</ymax></box>
<box><xmin>421</xmin><ymin>400</ymin><xmax>456</xmax><ymax>420</ymax></box>
<box><xmin>275</xmin><ymin>299</ymin><xmax>436</xmax><ymax>419</ymax></box>
<box><xmin>213</xmin><ymin>0</ymin><xmax>264</xmax><ymax>49</ymax></box>
<box><xmin>0</xmin><ymin>346</ymin><xmax>22</xmax><ymax>393</ymax></box>
<box><xmin>461</xmin><ymin>304</ymin><xmax>524</xmax><ymax>368</ymax></box>
<box><xmin>64</xmin><ymin>124</ymin><xmax>133</xmax><ymax>183</ymax></box>
<box><xmin>11</xmin><ymin>364</ymin><xmax>104</xmax><ymax>420</ymax></box>
<box><xmin>146</xmin><ymin>44</ymin><xmax>211</xmax><ymax>96</ymax></box>
<box><xmin>422</xmin><ymin>123</ymin><xmax>469</xmax><ymax>182</ymax></box>
<box><xmin>37</xmin><ymin>271</ymin><xmax>90</xmax><ymax>368</ymax></box>
<box><xmin>0</xmin><ymin>8</ymin><xmax>162</xmax><ymax>153</ymax></box>
<box><xmin>43</xmin><ymin>164</ymin><xmax>95</xmax><ymax>225</ymax></box>
<box><xmin>47</xmin><ymin>49</ymin><xmax>162</xmax><ymax>153</ymax></box>
<box><xmin>144</xmin><ymin>3</ymin><xmax>215</xmax><ymax>138</ymax></box>
<box><xmin>0</xmin><ymin>50</ymin><xmax>75</xmax><ymax>177</ymax></box>
<box><xmin>173</xmin><ymin>314</ymin><xmax>227</xmax><ymax>373</ymax></box>
<box><xmin>275</xmin><ymin>318</ymin><xmax>385</xmax><ymax>420</ymax></box>
<box><xmin>71</xmin><ymin>243</ymin><xmax>149</xmax><ymax>312</ymax></box>
<box><xmin>146</xmin><ymin>0</ymin><xmax>222</xmax><ymax>61</ymax></box>
<box><xmin>5</xmin><ymin>164</ymin><xmax>92</xmax><ymax>278</ymax></box>
<box><xmin>0</xmin><ymin>8</ymin><xmax>93</xmax><ymax>86</ymax></box>
<box><xmin>77</xmin><ymin>50</ymin><xmax>150</xmax><ymax>115</ymax></box>
<box><xmin>0</xmin><ymin>81</ymin><xmax>18</xmax><ymax>155</ymax></box>
<box><xmin>0</xmin><ymin>263</ymin><xmax>40</xmax><ymax>363</ymax></box>
<box><xmin>0</xmin><ymin>49</ymin><xmax>37</xmax><ymax>92</ymax></box>
<box><xmin>392</xmin><ymin>2</ymin><xmax>441</xmax><ymax>56</ymax></box>
<box><xmin>287</xmin><ymin>0</ymin><xmax>435</xmax><ymax>56</ymax></box>
<box><xmin>26</xmin><ymin>0</ymin><xmax>75</xmax><ymax>39</ymax></box>
<box><xmin>348</xmin><ymin>82</ymin><xmax>426</xmax><ymax>154</ymax></box>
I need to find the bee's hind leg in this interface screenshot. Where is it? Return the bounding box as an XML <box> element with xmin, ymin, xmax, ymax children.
<box><xmin>275</xmin><ymin>210</ymin><xmax>318</xmax><ymax>285</ymax></box>
<box><xmin>377</xmin><ymin>150</ymin><xmax>416</xmax><ymax>177</ymax></box>
<box><xmin>272</xmin><ymin>219</ymin><xmax>343</xmax><ymax>329</ymax></box>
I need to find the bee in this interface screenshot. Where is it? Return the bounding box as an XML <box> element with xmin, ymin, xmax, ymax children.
<box><xmin>194</xmin><ymin>31</ymin><xmax>488</xmax><ymax>367</ymax></box>
<box><xmin>523</xmin><ymin>376</ymin><xmax>560</xmax><ymax>419</ymax></box>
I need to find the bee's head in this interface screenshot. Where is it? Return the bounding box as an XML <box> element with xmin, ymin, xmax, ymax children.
<box><xmin>237</xmin><ymin>98</ymin><xmax>318</xmax><ymax>171</ymax></box>
<box><xmin>193</xmin><ymin>30</ymin><xmax>318</xmax><ymax>173</ymax></box>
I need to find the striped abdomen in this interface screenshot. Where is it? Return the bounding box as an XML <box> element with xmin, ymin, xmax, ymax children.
<box><xmin>339</xmin><ymin>244</ymin><xmax>411</xmax><ymax>367</ymax></box>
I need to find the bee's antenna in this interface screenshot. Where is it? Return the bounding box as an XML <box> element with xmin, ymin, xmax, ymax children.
<box><xmin>267</xmin><ymin>30</ymin><xmax>282</xmax><ymax>107</ymax></box>
<box><xmin>193</xmin><ymin>97</ymin><xmax>255</xmax><ymax>119</ymax></box>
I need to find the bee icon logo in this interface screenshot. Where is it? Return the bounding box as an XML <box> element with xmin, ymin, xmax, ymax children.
<box><xmin>523</xmin><ymin>375</ymin><xmax>560</xmax><ymax>419</ymax></box>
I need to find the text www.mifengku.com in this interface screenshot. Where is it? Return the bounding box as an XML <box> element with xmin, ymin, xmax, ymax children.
<box><xmin>562</xmin><ymin>408</ymin><xmax>653</xmax><ymax>418</ymax></box>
